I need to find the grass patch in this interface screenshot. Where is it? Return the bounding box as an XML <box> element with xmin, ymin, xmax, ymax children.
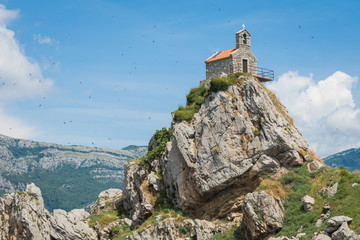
<box><xmin>173</xmin><ymin>72</ymin><xmax>246</xmax><ymax>123</ymax></box>
<box><xmin>211</xmin><ymin>225</ymin><xmax>244</xmax><ymax>240</ymax></box>
<box><xmin>88</xmin><ymin>210</ymin><xmax>119</xmax><ymax>228</ymax></box>
<box><xmin>255</xmin><ymin>178</ymin><xmax>287</xmax><ymax>200</ymax></box>
<box><xmin>113</xmin><ymin>224</ymin><xmax>132</xmax><ymax>240</ymax></box>
<box><xmin>276</xmin><ymin>164</ymin><xmax>321</xmax><ymax>239</ymax></box>
<box><xmin>277</xmin><ymin>163</ymin><xmax>360</xmax><ymax>239</ymax></box>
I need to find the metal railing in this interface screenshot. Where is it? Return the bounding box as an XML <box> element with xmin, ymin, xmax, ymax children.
<box><xmin>230</xmin><ymin>63</ymin><xmax>274</xmax><ymax>80</ymax></box>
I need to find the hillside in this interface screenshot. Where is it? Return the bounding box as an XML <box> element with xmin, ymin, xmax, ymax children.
<box><xmin>324</xmin><ymin>147</ymin><xmax>360</xmax><ymax>172</ymax></box>
<box><xmin>1</xmin><ymin>74</ymin><xmax>359</xmax><ymax>240</ymax></box>
<box><xmin>0</xmin><ymin>134</ymin><xmax>146</xmax><ymax>211</ymax></box>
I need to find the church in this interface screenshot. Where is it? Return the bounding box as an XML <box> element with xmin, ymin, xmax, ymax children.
<box><xmin>205</xmin><ymin>26</ymin><xmax>273</xmax><ymax>81</ymax></box>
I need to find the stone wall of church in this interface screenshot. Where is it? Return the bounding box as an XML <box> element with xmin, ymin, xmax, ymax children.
<box><xmin>205</xmin><ymin>57</ymin><xmax>233</xmax><ymax>79</ymax></box>
<box><xmin>231</xmin><ymin>47</ymin><xmax>257</xmax><ymax>75</ymax></box>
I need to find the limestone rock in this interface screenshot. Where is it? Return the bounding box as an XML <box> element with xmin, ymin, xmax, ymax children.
<box><xmin>327</xmin><ymin>183</ymin><xmax>338</xmax><ymax>197</ymax></box>
<box><xmin>316</xmin><ymin>213</ymin><xmax>330</xmax><ymax>227</ymax></box>
<box><xmin>319</xmin><ymin>183</ymin><xmax>338</xmax><ymax>197</ymax></box>
<box><xmin>89</xmin><ymin>188</ymin><xmax>122</xmax><ymax>213</ymax></box>
<box><xmin>302</xmin><ymin>195</ymin><xmax>315</xmax><ymax>211</ymax></box>
<box><xmin>126</xmin><ymin>217</ymin><xmax>231</xmax><ymax>240</ymax></box>
<box><xmin>325</xmin><ymin>216</ymin><xmax>353</xmax><ymax>234</ymax></box>
<box><xmin>0</xmin><ymin>183</ymin><xmax>97</xmax><ymax>240</ymax></box>
<box><xmin>332</xmin><ymin>222</ymin><xmax>356</xmax><ymax>240</ymax></box>
<box><xmin>242</xmin><ymin>191</ymin><xmax>284</xmax><ymax>240</ymax></box>
<box><xmin>122</xmin><ymin>162</ymin><xmax>158</xmax><ymax>227</ymax></box>
<box><xmin>313</xmin><ymin>233</ymin><xmax>331</xmax><ymax>240</ymax></box>
<box><xmin>50</xmin><ymin>209</ymin><xmax>97</xmax><ymax>240</ymax></box>
<box><xmin>162</xmin><ymin>78</ymin><xmax>310</xmax><ymax>210</ymax></box>
<box><xmin>307</xmin><ymin>160</ymin><xmax>325</xmax><ymax>172</ymax></box>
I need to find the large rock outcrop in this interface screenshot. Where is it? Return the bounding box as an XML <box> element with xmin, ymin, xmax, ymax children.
<box><xmin>121</xmin><ymin>76</ymin><xmax>312</xmax><ymax>230</ymax></box>
<box><xmin>163</xmin><ymin>78</ymin><xmax>309</xmax><ymax>209</ymax></box>
<box><xmin>0</xmin><ymin>183</ymin><xmax>97</xmax><ymax>240</ymax></box>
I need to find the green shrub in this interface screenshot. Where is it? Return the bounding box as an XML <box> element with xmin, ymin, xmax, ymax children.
<box><xmin>111</xmin><ymin>225</ymin><xmax>120</xmax><ymax>235</ymax></box>
<box><xmin>253</xmin><ymin>128</ymin><xmax>261</xmax><ymax>136</ymax></box>
<box><xmin>136</xmin><ymin>127</ymin><xmax>173</xmax><ymax>170</ymax></box>
<box><xmin>209</xmin><ymin>77</ymin><xmax>230</xmax><ymax>92</ymax></box>
<box><xmin>174</xmin><ymin>105</ymin><xmax>199</xmax><ymax>122</ymax></box>
<box><xmin>179</xmin><ymin>225</ymin><xmax>189</xmax><ymax>235</ymax></box>
<box><xmin>186</xmin><ymin>84</ymin><xmax>209</xmax><ymax>105</ymax></box>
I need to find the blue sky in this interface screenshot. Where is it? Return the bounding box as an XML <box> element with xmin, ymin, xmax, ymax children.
<box><xmin>0</xmin><ymin>0</ymin><xmax>359</xmax><ymax>157</ymax></box>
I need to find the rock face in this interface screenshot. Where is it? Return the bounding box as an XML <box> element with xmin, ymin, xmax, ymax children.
<box><xmin>0</xmin><ymin>183</ymin><xmax>97</xmax><ymax>240</ymax></box>
<box><xmin>120</xmin><ymin>77</ymin><xmax>312</xmax><ymax>231</ymax></box>
<box><xmin>162</xmin><ymin>78</ymin><xmax>310</xmax><ymax>210</ymax></box>
<box><xmin>126</xmin><ymin>218</ymin><xmax>231</xmax><ymax>240</ymax></box>
<box><xmin>122</xmin><ymin>162</ymin><xmax>157</xmax><ymax>227</ymax></box>
<box><xmin>242</xmin><ymin>191</ymin><xmax>284</xmax><ymax>240</ymax></box>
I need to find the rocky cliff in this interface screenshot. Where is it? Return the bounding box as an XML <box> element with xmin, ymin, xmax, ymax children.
<box><xmin>0</xmin><ymin>183</ymin><xmax>97</xmax><ymax>240</ymax></box>
<box><xmin>2</xmin><ymin>74</ymin><xmax>360</xmax><ymax>240</ymax></box>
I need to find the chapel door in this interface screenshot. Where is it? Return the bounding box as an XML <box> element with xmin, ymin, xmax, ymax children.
<box><xmin>243</xmin><ymin>59</ymin><xmax>248</xmax><ymax>73</ymax></box>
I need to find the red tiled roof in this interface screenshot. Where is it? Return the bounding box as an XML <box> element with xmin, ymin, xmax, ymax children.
<box><xmin>205</xmin><ymin>48</ymin><xmax>236</xmax><ymax>63</ymax></box>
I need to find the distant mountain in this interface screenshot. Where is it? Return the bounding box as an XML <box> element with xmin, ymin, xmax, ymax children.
<box><xmin>324</xmin><ymin>147</ymin><xmax>360</xmax><ymax>172</ymax></box>
<box><xmin>0</xmin><ymin>134</ymin><xmax>146</xmax><ymax>211</ymax></box>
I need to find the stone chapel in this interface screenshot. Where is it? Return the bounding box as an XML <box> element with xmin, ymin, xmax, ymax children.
<box><xmin>205</xmin><ymin>26</ymin><xmax>273</xmax><ymax>81</ymax></box>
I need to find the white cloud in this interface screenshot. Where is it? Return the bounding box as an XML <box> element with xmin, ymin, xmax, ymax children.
<box><xmin>0</xmin><ymin>4</ymin><xmax>53</xmax><ymax>139</ymax></box>
<box><xmin>0</xmin><ymin>4</ymin><xmax>18</xmax><ymax>26</ymax></box>
<box><xmin>0</xmin><ymin>107</ymin><xmax>35</xmax><ymax>139</ymax></box>
<box><xmin>266</xmin><ymin>71</ymin><xmax>360</xmax><ymax>157</ymax></box>
<box><xmin>33</xmin><ymin>33</ymin><xmax>57</xmax><ymax>46</ymax></box>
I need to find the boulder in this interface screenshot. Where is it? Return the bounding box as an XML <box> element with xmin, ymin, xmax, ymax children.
<box><xmin>327</xmin><ymin>183</ymin><xmax>338</xmax><ymax>197</ymax></box>
<box><xmin>319</xmin><ymin>183</ymin><xmax>338</xmax><ymax>197</ymax></box>
<box><xmin>325</xmin><ymin>216</ymin><xmax>353</xmax><ymax>234</ymax></box>
<box><xmin>332</xmin><ymin>222</ymin><xmax>356</xmax><ymax>240</ymax></box>
<box><xmin>313</xmin><ymin>233</ymin><xmax>331</xmax><ymax>240</ymax></box>
<box><xmin>307</xmin><ymin>160</ymin><xmax>325</xmax><ymax>172</ymax></box>
<box><xmin>302</xmin><ymin>195</ymin><xmax>315</xmax><ymax>211</ymax></box>
<box><xmin>50</xmin><ymin>209</ymin><xmax>97</xmax><ymax>240</ymax></box>
<box><xmin>89</xmin><ymin>188</ymin><xmax>122</xmax><ymax>213</ymax></box>
<box><xmin>242</xmin><ymin>191</ymin><xmax>284</xmax><ymax>240</ymax></box>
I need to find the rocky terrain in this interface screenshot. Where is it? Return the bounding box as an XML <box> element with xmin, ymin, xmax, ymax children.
<box><xmin>0</xmin><ymin>134</ymin><xmax>146</xmax><ymax>211</ymax></box>
<box><xmin>1</xmin><ymin>74</ymin><xmax>360</xmax><ymax>240</ymax></box>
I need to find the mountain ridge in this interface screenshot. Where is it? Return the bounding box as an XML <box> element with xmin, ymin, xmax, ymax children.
<box><xmin>0</xmin><ymin>133</ymin><xmax>146</xmax><ymax>211</ymax></box>
<box><xmin>324</xmin><ymin>147</ymin><xmax>360</xmax><ymax>172</ymax></box>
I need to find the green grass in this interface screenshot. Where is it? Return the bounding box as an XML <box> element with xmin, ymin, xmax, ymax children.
<box><xmin>277</xmin><ymin>164</ymin><xmax>360</xmax><ymax>239</ymax></box>
<box><xmin>211</xmin><ymin>225</ymin><xmax>244</xmax><ymax>240</ymax></box>
<box><xmin>277</xmin><ymin>165</ymin><xmax>323</xmax><ymax>239</ymax></box>
<box><xmin>88</xmin><ymin>210</ymin><xmax>119</xmax><ymax>228</ymax></box>
<box><xmin>174</xmin><ymin>72</ymin><xmax>246</xmax><ymax>123</ymax></box>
